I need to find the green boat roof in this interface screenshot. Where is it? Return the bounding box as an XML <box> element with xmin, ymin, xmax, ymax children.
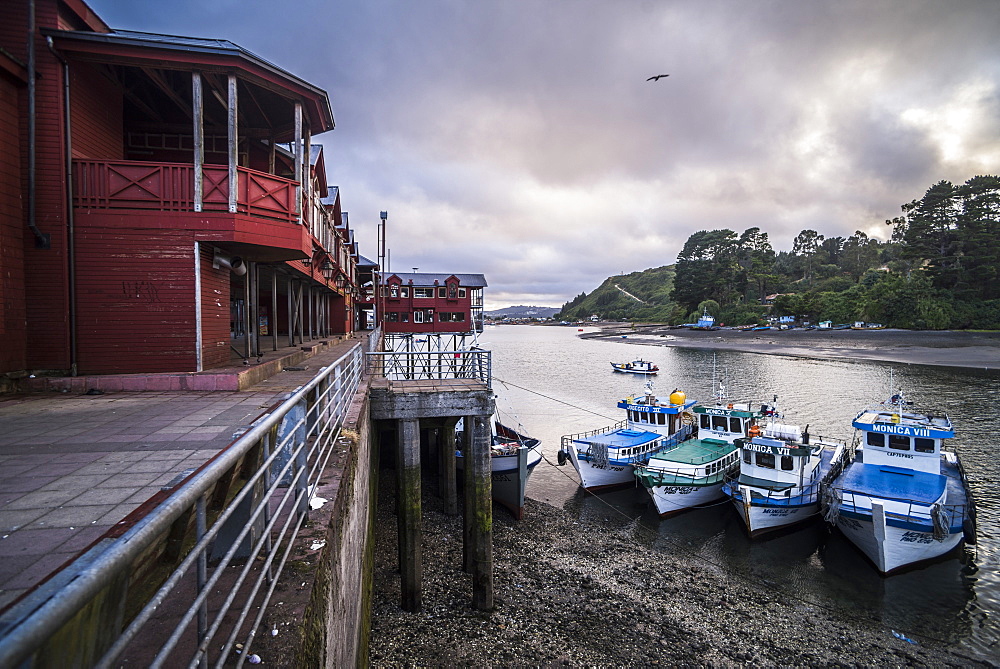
<box><xmin>648</xmin><ymin>438</ymin><xmax>737</xmax><ymax>465</ymax></box>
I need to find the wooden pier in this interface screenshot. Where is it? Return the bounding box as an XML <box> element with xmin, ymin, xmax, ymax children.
<box><xmin>369</xmin><ymin>377</ymin><xmax>495</xmax><ymax>611</ymax></box>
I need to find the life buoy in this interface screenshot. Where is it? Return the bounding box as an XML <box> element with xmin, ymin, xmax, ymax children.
<box><xmin>557</xmin><ymin>450</ymin><xmax>568</xmax><ymax>466</ymax></box>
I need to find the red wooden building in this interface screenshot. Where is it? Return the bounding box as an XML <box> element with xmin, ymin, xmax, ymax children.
<box><xmin>380</xmin><ymin>272</ymin><xmax>487</xmax><ymax>334</ymax></box>
<box><xmin>0</xmin><ymin>0</ymin><xmax>362</xmax><ymax>380</ymax></box>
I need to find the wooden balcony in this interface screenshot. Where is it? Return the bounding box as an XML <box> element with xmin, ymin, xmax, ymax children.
<box><xmin>73</xmin><ymin>160</ymin><xmax>299</xmax><ymax>223</ymax></box>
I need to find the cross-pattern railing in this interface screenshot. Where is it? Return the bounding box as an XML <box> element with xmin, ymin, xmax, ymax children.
<box><xmin>365</xmin><ymin>348</ymin><xmax>491</xmax><ymax>385</ymax></box>
<box><xmin>73</xmin><ymin>160</ymin><xmax>298</xmax><ymax>223</ymax></box>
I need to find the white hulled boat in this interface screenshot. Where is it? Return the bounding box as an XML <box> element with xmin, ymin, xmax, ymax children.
<box><xmin>821</xmin><ymin>391</ymin><xmax>977</xmax><ymax>574</ymax></box>
<box><xmin>722</xmin><ymin>404</ymin><xmax>849</xmax><ymax>537</ymax></box>
<box><xmin>635</xmin><ymin>383</ymin><xmax>763</xmax><ymax>517</ymax></box>
<box><xmin>456</xmin><ymin>417</ymin><xmax>542</xmax><ymax>520</ymax></box>
<box><xmin>610</xmin><ymin>359</ymin><xmax>659</xmax><ymax>375</ymax></box>
<box><xmin>558</xmin><ymin>382</ymin><xmax>696</xmax><ymax>492</ymax></box>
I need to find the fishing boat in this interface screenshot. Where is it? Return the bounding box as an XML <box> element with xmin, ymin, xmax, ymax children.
<box><xmin>722</xmin><ymin>402</ymin><xmax>850</xmax><ymax>537</ymax></box>
<box><xmin>610</xmin><ymin>359</ymin><xmax>659</xmax><ymax>375</ymax></box>
<box><xmin>456</xmin><ymin>419</ymin><xmax>542</xmax><ymax>520</ymax></box>
<box><xmin>558</xmin><ymin>382</ymin><xmax>696</xmax><ymax>491</ymax></box>
<box><xmin>821</xmin><ymin>391</ymin><xmax>977</xmax><ymax>574</ymax></box>
<box><xmin>635</xmin><ymin>382</ymin><xmax>764</xmax><ymax>517</ymax></box>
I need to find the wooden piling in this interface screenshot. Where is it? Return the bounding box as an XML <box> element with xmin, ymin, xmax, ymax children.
<box><xmin>470</xmin><ymin>415</ymin><xmax>493</xmax><ymax>610</ymax></box>
<box><xmin>441</xmin><ymin>418</ymin><xmax>459</xmax><ymax>515</ymax></box>
<box><xmin>397</xmin><ymin>418</ymin><xmax>422</xmax><ymax>611</ymax></box>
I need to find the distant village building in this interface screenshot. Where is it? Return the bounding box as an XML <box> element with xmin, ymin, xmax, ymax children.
<box><xmin>1</xmin><ymin>0</ymin><xmax>361</xmax><ymax>377</ymax></box>
<box><xmin>380</xmin><ymin>273</ymin><xmax>487</xmax><ymax>334</ymax></box>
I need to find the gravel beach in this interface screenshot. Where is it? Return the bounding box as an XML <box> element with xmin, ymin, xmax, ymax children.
<box><xmin>369</xmin><ymin>481</ymin><xmax>987</xmax><ymax>667</ymax></box>
<box><xmin>585</xmin><ymin>324</ymin><xmax>1000</xmax><ymax>370</ymax></box>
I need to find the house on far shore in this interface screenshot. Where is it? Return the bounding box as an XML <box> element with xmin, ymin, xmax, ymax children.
<box><xmin>379</xmin><ymin>272</ymin><xmax>487</xmax><ymax>334</ymax></box>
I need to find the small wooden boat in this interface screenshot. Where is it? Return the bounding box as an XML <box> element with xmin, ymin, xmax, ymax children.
<box><xmin>611</xmin><ymin>359</ymin><xmax>659</xmax><ymax>375</ymax></box>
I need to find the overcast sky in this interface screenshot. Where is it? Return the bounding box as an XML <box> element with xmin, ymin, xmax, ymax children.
<box><xmin>90</xmin><ymin>0</ymin><xmax>1000</xmax><ymax>309</ymax></box>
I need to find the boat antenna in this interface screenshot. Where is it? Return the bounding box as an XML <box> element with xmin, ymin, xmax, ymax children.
<box><xmin>644</xmin><ymin>379</ymin><xmax>655</xmax><ymax>397</ymax></box>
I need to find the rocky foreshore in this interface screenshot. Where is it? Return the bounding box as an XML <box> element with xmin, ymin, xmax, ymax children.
<box><xmin>369</xmin><ymin>486</ymin><xmax>986</xmax><ymax>667</ymax></box>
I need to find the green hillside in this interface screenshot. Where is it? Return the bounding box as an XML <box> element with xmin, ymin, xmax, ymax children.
<box><xmin>555</xmin><ymin>266</ymin><xmax>679</xmax><ymax>322</ymax></box>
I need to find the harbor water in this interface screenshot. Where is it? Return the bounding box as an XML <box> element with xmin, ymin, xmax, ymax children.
<box><xmin>483</xmin><ymin>324</ymin><xmax>999</xmax><ymax>661</ymax></box>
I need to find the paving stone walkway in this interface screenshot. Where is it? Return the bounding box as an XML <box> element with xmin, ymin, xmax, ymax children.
<box><xmin>0</xmin><ymin>335</ymin><xmax>365</xmax><ymax>611</ymax></box>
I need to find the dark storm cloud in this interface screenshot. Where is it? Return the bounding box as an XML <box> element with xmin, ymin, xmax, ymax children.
<box><xmin>90</xmin><ymin>0</ymin><xmax>1000</xmax><ymax>308</ymax></box>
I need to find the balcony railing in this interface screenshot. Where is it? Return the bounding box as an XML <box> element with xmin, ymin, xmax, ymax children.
<box><xmin>74</xmin><ymin>160</ymin><xmax>298</xmax><ymax>223</ymax></box>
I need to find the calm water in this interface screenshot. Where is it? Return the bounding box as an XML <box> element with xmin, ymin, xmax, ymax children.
<box><xmin>482</xmin><ymin>324</ymin><xmax>999</xmax><ymax>661</ymax></box>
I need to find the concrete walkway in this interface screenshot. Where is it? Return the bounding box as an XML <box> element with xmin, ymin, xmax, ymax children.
<box><xmin>0</xmin><ymin>334</ymin><xmax>367</xmax><ymax>611</ymax></box>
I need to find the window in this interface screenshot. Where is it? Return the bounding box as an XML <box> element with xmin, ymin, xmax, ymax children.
<box><xmin>712</xmin><ymin>416</ymin><xmax>728</xmax><ymax>431</ymax></box>
<box><xmin>729</xmin><ymin>417</ymin><xmax>742</xmax><ymax>433</ymax></box>
<box><xmin>414</xmin><ymin>288</ymin><xmax>434</xmax><ymax>298</ymax></box>
<box><xmin>888</xmin><ymin>435</ymin><xmax>910</xmax><ymax>450</ymax></box>
<box><xmin>401</xmin><ymin>312</ymin><xmax>409</xmax><ymax>322</ymax></box>
<box><xmin>743</xmin><ymin>450</ymin><xmax>751</xmax><ymax>464</ymax></box>
<box><xmin>866</xmin><ymin>432</ymin><xmax>885</xmax><ymax>447</ymax></box>
<box><xmin>389</xmin><ymin>284</ymin><xmax>399</xmax><ymax>298</ymax></box>
<box><xmin>781</xmin><ymin>456</ymin><xmax>793</xmax><ymax>470</ymax></box>
<box><xmin>449</xmin><ymin>285</ymin><xmax>457</xmax><ymax>298</ymax></box>
<box><xmin>755</xmin><ymin>452</ymin><xmax>775</xmax><ymax>469</ymax></box>
<box><xmin>458</xmin><ymin>288</ymin><xmax>466</xmax><ymax>298</ymax></box>
<box><xmin>438</xmin><ymin>287</ymin><xmax>446</xmax><ymax>298</ymax></box>
<box><xmin>656</xmin><ymin>413</ymin><xmax>666</xmax><ymax>425</ymax></box>
<box><xmin>400</xmin><ymin>287</ymin><xmax>409</xmax><ymax>298</ymax></box>
<box><xmin>700</xmin><ymin>415</ymin><xmax>710</xmax><ymax>429</ymax></box>
<box><xmin>387</xmin><ymin>312</ymin><xmax>399</xmax><ymax>322</ymax></box>
<box><xmin>413</xmin><ymin>311</ymin><xmax>425</xmax><ymax>324</ymax></box>
<box><xmin>914</xmin><ymin>438</ymin><xmax>935</xmax><ymax>453</ymax></box>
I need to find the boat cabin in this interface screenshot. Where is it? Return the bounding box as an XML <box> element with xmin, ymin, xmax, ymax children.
<box><xmin>693</xmin><ymin>403</ymin><xmax>765</xmax><ymax>443</ymax></box>
<box><xmin>739</xmin><ymin>432</ymin><xmax>819</xmax><ymax>494</ymax></box>
<box><xmin>618</xmin><ymin>388</ymin><xmax>697</xmax><ymax>439</ymax></box>
<box><xmin>852</xmin><ymin>405</ymin><xmax>953</xmax><ymax>475</ymax></box>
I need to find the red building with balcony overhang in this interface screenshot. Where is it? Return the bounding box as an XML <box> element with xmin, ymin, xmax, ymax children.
<box><xmin>0</xmin><ymin>0</ymin><xmax>361</xmax><ymax>379</ymax></box>
<box><xmin>380</xmin><ymin>272</ymin><xmax>487</xmax><ymax>334</ymax></box>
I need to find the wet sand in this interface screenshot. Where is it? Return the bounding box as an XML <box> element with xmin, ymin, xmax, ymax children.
<box><xmin>587</xmin><ymin>325</ymin><xmax>1000</xmax><ymax>370</ymax></box>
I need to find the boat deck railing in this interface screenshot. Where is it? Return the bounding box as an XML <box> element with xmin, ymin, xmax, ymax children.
<box><xmin>560</xmin><ymin>420</ymin><xmax>628</xmax><ymax>450</ymax></box>
<box><xmin>827</xmin><ymin>488</ymin><xmax>969</xmax><ymax>530</ymax></box>
<box><xmin>636</xmin><ymin>465</ymin><xmax>735</xmax><ymax>487</ymax></box>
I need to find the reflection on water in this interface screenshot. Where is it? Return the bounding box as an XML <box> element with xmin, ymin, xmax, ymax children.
<box><xmin>485</xmin><ymin>324</ymin><xmax>999</xmax><ymax>661</ymax></box>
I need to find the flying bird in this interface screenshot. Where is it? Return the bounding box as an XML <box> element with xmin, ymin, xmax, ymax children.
<box><xmin>646</xmin><ymin>74</ymin><xmax>669</xmax><ymax>81</ymax></box>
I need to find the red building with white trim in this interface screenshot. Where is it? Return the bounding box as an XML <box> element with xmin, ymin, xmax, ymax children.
<box><xmin>381</xmin><ymin>273</ymin><xmax>487</xmax><ymax>334</ymax></box>
<box><xmin>0</xmin><ymin>0</ymin><xmax>361</xmax><ymax>381</ymax></box>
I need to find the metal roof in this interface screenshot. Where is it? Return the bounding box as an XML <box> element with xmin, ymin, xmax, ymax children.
<box><xmin>385</xmin><ymin>272</ymin><xmax>488</xmax><ymax>287</ymax></box>
<box><xmin>43</xmin><ymin>27</ymin><xmax>334</xmax><ymax>131</ymax></box>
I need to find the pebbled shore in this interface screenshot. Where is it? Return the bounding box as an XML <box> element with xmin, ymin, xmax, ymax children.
<box><xmin>585</xmin><ymin>324</ymin><xmax>1000</xmax><ymax>370</ymax></box>
<box><xmin>369</xmin><ymin>485</ymin><xmax>987</xmax><ymax>667</ymax></box>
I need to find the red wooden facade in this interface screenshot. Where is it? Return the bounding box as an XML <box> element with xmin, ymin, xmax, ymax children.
<box><xmin>381</xmin><ymin>273</ymin><xmax>487</xmax><ymax>334</ymax></box>
<box><xmin>0</xmin><ymin>0</ymin><xmax>363</xmax><ymax>378</ymax></box>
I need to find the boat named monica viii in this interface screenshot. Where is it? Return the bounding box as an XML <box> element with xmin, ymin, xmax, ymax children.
<box><xmin>822</xmin><ymin>391</ymin><xmax>976</xmax><ymax>574</ymax></box>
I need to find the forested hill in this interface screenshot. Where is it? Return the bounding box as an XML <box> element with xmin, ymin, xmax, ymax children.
<box><xmin>556</xmin><ymin>266</ymin><xmax>678</xmax><ymax>322</ymax></box>
<box><xmin>557</xmin><ymin>175</ymin><xmax>1000</xmax><ymax>329</ymax></box>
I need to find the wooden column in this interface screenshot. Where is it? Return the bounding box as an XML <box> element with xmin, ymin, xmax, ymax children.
<box><xmin>192</xmin><ymin>72</ymin><xmax>204</xmax><ymax>212</ymax></box>
<box><xmin>470</xmin><ymin>415</ymin><xmax>493</xmax><ymax>610</ymax></box>
<box><xmin>227</xmin><ymin>73</ymin><xmax>238</xmax><ymax>214</ymax></box>
<box><xmin>397</xmin><ymin>418</ymin><xmax>422</xmax><ymax>612</ymax></box>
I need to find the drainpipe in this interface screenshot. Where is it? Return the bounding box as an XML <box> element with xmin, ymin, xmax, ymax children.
<box><xmin>46</xmin><ymin>36</ymin><xmax>76</xmax><ymax>375</ymax></box>
<box><xmin>27</xmin><ymin>0</ymin><xmax>50</xmax><ymax>249</ymax></box>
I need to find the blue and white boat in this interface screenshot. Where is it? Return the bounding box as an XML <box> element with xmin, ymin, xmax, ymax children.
<box><xmin>723</xmin><ymin>406</ymin><xmax>849</xmax><ymax>538</ymax></box>
<box><xmin>558</xmin><ymin>382</ymin><xmax>696</xmax><ymax>491</ymax></box>
<box><xmin>822</xmin><ymin>391</ymin><xmax>977</xmax><ymax>574</ymax></box>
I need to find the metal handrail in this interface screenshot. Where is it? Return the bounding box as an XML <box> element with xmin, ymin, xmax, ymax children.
<box><xmin>0</xmin><ymin>344</ymin><xmax>367</xmax><ymax>668</ymax></box>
